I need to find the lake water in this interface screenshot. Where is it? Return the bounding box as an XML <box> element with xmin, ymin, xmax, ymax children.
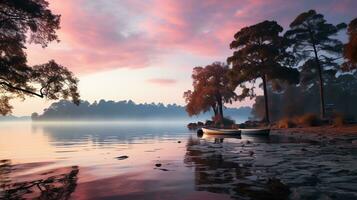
<box><xmin>0</xmin><ymin>122</ymin><xmax>357</xmax><ymax>200</ymax></box>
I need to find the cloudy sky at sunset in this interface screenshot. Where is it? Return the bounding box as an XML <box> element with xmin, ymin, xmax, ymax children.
<box><xmin>12</xmin><ymin>0</ymin><xmax>357</xmax><ymax>116</ymax></box>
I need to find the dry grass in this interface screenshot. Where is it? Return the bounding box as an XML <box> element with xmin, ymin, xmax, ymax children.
<box><xmin>332</xmin><ymin>114</ymin><xmax>345</xmax><ymax>127</ymax></box>
<box><xmin>294</xmin><ymin>113</ymin><xmax>322</xmax><ymax>127</ymax></box>
<box><xmin>275</xmin><ymin>113</ymin><xmax>322</xmax><ymax>128</ymax></box>
<box><xmin>277</xmin><ymin>118</ymin><xmax>296</xmax><ymax>128</ymax></box>
<box><xmin>330</xmin><ymin>113</ymin><xmax>355</xmax><ymax>127</ymax></box>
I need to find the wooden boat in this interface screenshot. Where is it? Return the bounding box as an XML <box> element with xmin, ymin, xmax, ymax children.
<box><xmin>240</xmin><ymin>128</ymin><xmax>270</xmax><ymax>136</ymax></box>
<box><xmin>201</xmin><ymin>127</ymin><xmax>241</xmax><ymax>135</ymax></box>
<box><xmin>202</xmin><ymin>134</ymin><xmax>242</xmax><ymax>140</ymax></box>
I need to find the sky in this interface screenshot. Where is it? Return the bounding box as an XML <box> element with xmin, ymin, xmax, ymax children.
<box><xmin>11</xmin><ymin>0</ymin><xmax>357</xmax><ymax>116</ymax></box>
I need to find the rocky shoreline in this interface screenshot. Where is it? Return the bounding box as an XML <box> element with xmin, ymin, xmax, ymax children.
<box><xmin>272</xmin><ymin>125</ymin><xmax>357</xmax><ymax>144</ymax></box>
<box><xmin>186</xmin><ymin>125</ymin><xmax>357</xmax><ymax>199</ymax></box>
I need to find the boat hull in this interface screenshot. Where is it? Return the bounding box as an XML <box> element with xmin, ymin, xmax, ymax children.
<box><xmin>201</xmin><ymin>128</ymin><xmax>241</xmax><ymax>135</ymax></box>
<box><xmin>202</xmin><ymin>134</ymin><xmax>242</xmax><ymax>140</ymax></box>
<box><xmin>240</xmin><ymin>128</ymin><xmax>270</xmax><ymax>136</ymax></box>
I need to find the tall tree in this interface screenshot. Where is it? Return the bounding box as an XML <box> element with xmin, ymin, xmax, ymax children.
<box><xmin>0</xmin><ymin>0</ymin><xmax>79</xmax><ymax>115</ymax></box>
<box><xmin>342</xmin><ymin>18</ymin><xmax>357</xmax><ymax>71</ymax></box>
<box><xmin>228</xmin><ymin>20</ymin><xmax>299</xmax><ymax>124</ymax></box>
<box><xmin>284</xmin><ymin>10</ymin><xmax>346</xmax><ymax>119</ymax></box>
<box><xmin>0</xmin><ymin>0</ymin><xmax>80</xmax><ymax>115</ymax></box>
<box><xmin>183</xmin><ymin>62</ymin><xmax>237</xmax><ymax>121</ymax></box>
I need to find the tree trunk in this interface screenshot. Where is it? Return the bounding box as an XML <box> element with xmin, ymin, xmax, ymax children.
<box><xmin>218</xmin><ymin>97</ymin><xmax>224</xmax><ymax>119</ymax></box>
<box><xmin>219</xmin><ymin>102</ymin><xmax>224</xmax><ymax>119</ymax></box>
<box><xmin>312</xmin><ymin>44</ymin><xmax>326</xmax><ymax>119</ymax></box>
<box><xmin>216</xmin><ymin>94</ymin><xmax>224</xmax><ymax>120</ymax></box>
<box><xmin>309</xmin><ymin>29</ymin><xmax>326</xmax><ymax>119</ymax></box>
<box><xmin>262</xmin><ymin>75</ymin><xmax>270</xmax><ymax>124</ymax></box>
<box><xmin>211</xmin><ymin>105</ymin><xmax>218</xmax><ymax>117</ymax></box>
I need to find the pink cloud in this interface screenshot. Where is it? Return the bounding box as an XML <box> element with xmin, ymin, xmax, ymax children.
<box><xmin>146</xmin><ymin>78</ymin><xmax>177</xmax><ymax>85</ymax></box>
<box><xmin>27</xmin><ymin>0</ymin><xmax>157</xmax><ymax>73</ymax></box>
<box><xmin>25</xmin><ymin>0</ymin><xmax>356</xmax><ymax>74</ymax></box>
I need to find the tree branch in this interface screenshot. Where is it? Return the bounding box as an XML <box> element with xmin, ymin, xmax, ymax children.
<box><xmin>0</xmin><ymin>82</ymin><xmax>44</xmax><ymax>98</ymax></box>
<box><xmin>319</xmin><ymin>55</ymin><xmax>343</xmax><ymax>61</ymax></box>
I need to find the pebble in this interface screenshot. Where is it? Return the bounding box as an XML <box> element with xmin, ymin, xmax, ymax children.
<box><xmin>116</xmin><ymin>155</ymin><xmax>129</xmax><ymax>160</ymax></box>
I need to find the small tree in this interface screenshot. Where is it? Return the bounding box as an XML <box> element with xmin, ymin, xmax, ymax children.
<box><xmin>183</xmin><ymin>90</ymin><xmax>218</xmax><ymax>117</ymax></box>
<box><xmin>183</xmin><ymin>62</ymin><xmax>237</xmax><ymax>121</ymax></box>
<box><xmin>284</xmin><ymin>10</ymin><xmax>346</xmax><ymax>119</ymax></box>
<box><xmin>0</xmin><ymin>0</ymin><xmax>80</xmax><ymax>115</ymax></box>
<box><xmin>342</xmin><ymin>18</ymin><xmax>357</xmax><ymax>71</ymax></box>
<box><xmin>228</xmin><ymin>20</ymin><xmax>299</xmax><ymax>124</ymax></box>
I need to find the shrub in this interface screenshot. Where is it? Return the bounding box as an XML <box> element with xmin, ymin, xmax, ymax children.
<box><xmin>295</xmin><ymin>113</ymin><xmax>321</xmax><ymax>127</ymax></box>
<box><xmin>212</xmin><ymin>115</ymin><xmax>223</xmax><ymax>124</ymax></box>
<box><xmin>187</xmin><ymin>123</ymin><xmax>198</xmax><ymax>130</ymax></box>
<box><xmin>222</xmin><ymin>117</ymin><xmax>235</xmax><ymax>126</ymax></box>
<box><xmin>197</xmin><ymin>121</ymin><xmax>204</xmax><ymax>126</ymax></box>
<box><xmin>332</xmin><ymin>115</ymin><xmax>345</xmax><ymax>126</ymax></box>
<box><xmin>277</xmin><ymin>118</ymin><xmax>296</xmax><ymax>128</ymax></box>
<box><xmin>238</xmin><ymin>123</ymin><xmax>246</xmax><ymax>129</ymax></box>
<box><xmin>211</xmin><ymin>115</ymin><xmax>235</xmax><ymax>128</ymax></box>
<box><xmin>205</xmin><ymin>120</ymin><xmax>214</xmax><ymax>126</ymax></box>
<box><xmin>331</xmin><ymin>113</ymin><xmax>352</xmax><ymax>126</ymax></box>
<box><xmin>241</xmin><ymin>120</ymin><xmax>261</xmax><ymax>128</ymax></box>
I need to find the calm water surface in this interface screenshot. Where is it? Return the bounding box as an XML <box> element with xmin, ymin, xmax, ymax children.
<box><xmin>0</xmin><ymin>122</ymin><xmax>356</xmax><ymax>200</ymax></box>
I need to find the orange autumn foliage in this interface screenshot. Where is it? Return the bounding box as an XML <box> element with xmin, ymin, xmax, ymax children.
<box><xmin>183</xmin><ymin>62</ymin><xmax>237</xmax><ymax>119</ymax></box>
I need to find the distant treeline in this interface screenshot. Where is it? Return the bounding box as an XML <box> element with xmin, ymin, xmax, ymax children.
<box><xmin>31</xmin><ymin>100</ymin><xmax>251</xmax><ymax>121</ymax></box>
<box><xmin>0</xmin><ymin>115</ymin><xmax>30</xmax><ymax>121</ymax></box>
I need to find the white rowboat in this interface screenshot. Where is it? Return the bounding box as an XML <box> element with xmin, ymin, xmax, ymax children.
<box><xmin>201</xmin><ymin>127</ymin><xmax>241</xmax><ymax>135</ymax></box>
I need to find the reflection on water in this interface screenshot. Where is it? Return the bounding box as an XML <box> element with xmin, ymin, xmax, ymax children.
<box><xmin>32</xmin><ymin>122</ymin><xmax>190</xmax><ymax>144</ymax></box>
<box><xmin>0</xmin><ymin>160</ymin><xmax>78</xmax><ymax>200</ymax></box>
<box><xmin>0</xmin><ymin>122</ymin><xmax>356</xmax><ymax>199</ymax></box>
<box><xmin>186</xmin><ymin>133</ymin><xmax>357</xmax><ymax>200</ymax></box>
<box><xmin>0</xmin><ymin>122</ymin><xmax>192</xmax><ymax>175</ymax></box>
<box><xmin>185</xmin><ymin>136</ymin><xmax>290</xmax><ymax>200</ymax></box>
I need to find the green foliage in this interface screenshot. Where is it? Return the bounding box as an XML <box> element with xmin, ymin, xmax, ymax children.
<box><xmin>228</xmin><ymin>20</ymin><xmax>299</xmax><ymax>88</ymax></box>
<box><xmin>284</xmin><ymin>10</ymin><xmax>346</xmax><ymax>118</ymax></box>
<box><xmin>285</xmin><ymin>10</ymin><xmax>346</xmax><ymax>60</ymax></box>
<box><xmin>228</xmin><ymin>20</ymin><xmax>299</xmax><ymax>123</ymax></box>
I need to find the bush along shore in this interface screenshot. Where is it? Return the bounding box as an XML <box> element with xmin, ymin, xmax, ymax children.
<box><xmin>187</xmin><ymin>113</ymin><xmax>357</xmax><ymax>134</ymax></box>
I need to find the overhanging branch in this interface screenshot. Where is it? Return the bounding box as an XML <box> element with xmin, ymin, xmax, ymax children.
<box><xmin>0</xmin><ymin>82</ymin><xmax>44</xmax><ymax>98</ymax></box>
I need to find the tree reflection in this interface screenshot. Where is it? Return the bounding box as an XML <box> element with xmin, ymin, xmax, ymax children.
<box><xmin>184</xmin><ymin>137</ymin><xmax>290</xmax><ymax>200</ymax></box>
<box><xmin>0</xmin><ymin>160</ymin><xmax>78</xmax><ymax>200</ymax></box>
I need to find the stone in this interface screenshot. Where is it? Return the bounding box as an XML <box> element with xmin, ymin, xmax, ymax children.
<box><xmin>116</xmin><ymin>155</ymin><xmax>129</xmax><ymax>160</ymax></box>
